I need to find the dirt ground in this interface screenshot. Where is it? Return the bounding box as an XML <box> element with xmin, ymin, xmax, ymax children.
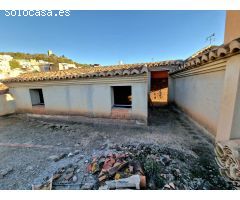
<box><xmin>0</xmin><ymin>105</ymin><xmax>234</xmax><ymax>190</ymax></box>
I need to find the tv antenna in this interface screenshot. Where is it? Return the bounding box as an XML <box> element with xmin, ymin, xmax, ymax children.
<box><xmin>206</xmin><ymin>33</ymin><xmax>215</xmax><ymax>45</ymax></box>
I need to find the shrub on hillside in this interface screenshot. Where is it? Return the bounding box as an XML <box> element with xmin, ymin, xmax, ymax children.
<box><xmin>9</xmin><ymin>59</ymin><xmax>21</xmax><ymax>70</ymax></box>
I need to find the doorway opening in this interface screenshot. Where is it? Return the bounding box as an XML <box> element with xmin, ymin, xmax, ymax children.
<box><xmin>149</xmin><ymin>71</ymin><xmax>168</xmax><ymax>106</ymax></box>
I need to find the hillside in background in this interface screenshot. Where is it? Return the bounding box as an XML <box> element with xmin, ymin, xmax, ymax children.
<box><xmin>0</xmin><ymin>52</ymin><xmax>90</xmax><ymax>68</ymax></box>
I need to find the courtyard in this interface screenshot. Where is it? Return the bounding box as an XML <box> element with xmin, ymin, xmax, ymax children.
<box><xmin>0</xmin><ymin>105</ymin><xmax>234</xmax><ymax>190</ymax></box>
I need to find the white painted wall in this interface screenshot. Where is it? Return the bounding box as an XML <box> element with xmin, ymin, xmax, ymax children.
<box><xmin>217</xmin><ymin>55</ymin><xmax>240</xmax><ymax>140</ymax></box>
<box><xmin>8</xmin><ymin>76</ymin><xmax>148</xmax><ymax>122</ymax></box>
<box><xmin>168</xmin><ymin>76</ymin><xmax>175</xmax><ymax>103</ymax></box>
<box><xmin>10</xmin><ymin>87</ymin><xmax>32</xmax><ymax>111</ymax></box>
<box><xmin>92</xmin><ymin>85</ymin><xmax>112</xmax><ymax>117</ymax></box>
<box><xmin>43</xmin><ymin>86</ymin><xmax>70</xmax><ymax>112</ymax></box>
<box><xmin>172</xmin><ymin>70</ymin><xmax>225</xmax><ymax>134</ymax></box>
<box><xmin>68</xmin><ymin>85</ymin><xmax>93</xmax><ymax>116</ymax></box>
<box><xmin>231</xmin><ymin>79</ymin><xmax>240</xmax><ymax>139</ymax></box>
<box><xmin>132</xmin><ymin>83</ymin><xmax>148</xmax><ymax>120</ymax></box>
<box><xmin>0</xmin><ymin>94</ymin><xmax>15</xmax><ymax>116</ymax></box>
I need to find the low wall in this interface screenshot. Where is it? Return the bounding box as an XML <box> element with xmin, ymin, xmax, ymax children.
<box><xmin>0</xmin><ymin>93</ymin><xmax>15</xmax><ymax>116</ymax></box>
<box><xmin>170</xmin><ymin>60</ymin><xmax>227</xmax><ymax>135</ymax></box>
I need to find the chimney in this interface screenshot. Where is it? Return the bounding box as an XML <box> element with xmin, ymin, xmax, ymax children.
<box><xmin>224</xmin><ymin>11</ymin><xmax>240</xmax><ymax>44</ymax></box>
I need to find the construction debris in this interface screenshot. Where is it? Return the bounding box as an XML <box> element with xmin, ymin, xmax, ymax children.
<box><xmin>72</xmin><ymin>175</ymin><xmax>78</xmax><ymax>182</ymax></box>
<box><xmin>163</xmin><ymin>182</ymin><xmax>175</xmax><ymax>190</ymax></box>
<box><xmin>48</xmin><ymin>153</ymin><xmax>67</xmax><ymax>162</ymax></box>
<box><xmin>32</xmin><ymin>163</ymin><xmax>83</xmax><ymax>190</ymax></box>
<box><xmin>99</xmin><ymin>175</ymin><xmax>143</xmax><ymax>190</ymax></box>
<box><xmin>81</xmin><ymin>182</ymin><xmax>95</xmax><ymax>190</ymax></box>
<box><xmin>32</xmin><ymin>142</ymin><xmax>234</xmax><ymax>190</ymax></box>
<box><xmin>0</xmin><ymin>167</ymin><xmax>13</xmax><ymax>179</ymax></box>
<box><xmin>67</xmin><ymin>153</ymin><xmax>74</xmax><ymax>158</ymax></box>
<box><xmin>32</xmin><ymin>177</ymin><xmax>53</xmax><ymax>190</ymax></box>
<box><xmin>215</xmin><ymin>140</ymin><xmax>240</xmax><ymax>189</ymax></box>
<box><xmin>90</xmin><ymin>143</ymin><xmax>234</xmax><ymax>189</ymax></box>
<box><xmin>87</xmin><ymin>152</ymin><xmax>146</xmax><ymax>190</ymax></box>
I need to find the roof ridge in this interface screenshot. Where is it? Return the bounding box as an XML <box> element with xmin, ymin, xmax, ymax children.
<box><xmin>170</xmin><ymin>37</ymin><xmax>240</xmax><ymax>75</ymax></box>
<box><xmin>2</xmin><ymin>60</ymin><xmax>183</xmax><ymax>83</ymax></box>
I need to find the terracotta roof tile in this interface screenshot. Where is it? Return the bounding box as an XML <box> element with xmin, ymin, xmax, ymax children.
<box><xmin>0</xmin><ymin>83</ymin><xmax>9</xmax><ymax>94</ymax></box>
<box><xmin>170</xmin><ymin>38</ymin><xmax>240</xmax><ymax>75</ymax></box>
<box><xmin>2</xmin><ymin>60</ymin><xmax>182</xmax><ymax>83</ymax></box>
<box><xmin>186</xmin><ymin>45</ymin><xmax>218</xmax><ymax>61</ymax></box>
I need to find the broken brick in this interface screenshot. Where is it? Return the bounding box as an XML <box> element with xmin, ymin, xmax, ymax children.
<box><xmin>98</xmin><ymin>174</ymin><xmax>107</xmax><ymax>182</ymax></box>
<box><xmin>108</xmin><ymin>161</ymin><xmax>128</xmax><ymax>176</ymax></box>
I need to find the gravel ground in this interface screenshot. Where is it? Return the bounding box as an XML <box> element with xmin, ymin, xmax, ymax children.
<box><xmin>0</xmin><ymin>105</ymin><xmax>233</xmax><ymax>189</ymax></box>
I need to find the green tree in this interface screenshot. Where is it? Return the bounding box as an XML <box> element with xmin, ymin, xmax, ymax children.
<box><xmin>9</xmin><ymin>59</ymin><xmax>21</xmax><ymax>70</ymax></box>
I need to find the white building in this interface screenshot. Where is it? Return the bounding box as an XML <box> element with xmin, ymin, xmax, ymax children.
<box><xmin>0</xmin><ymin>55</ymin><xmax>13</xmax><ymax>61</ymax></box>
<box><xmin>16</xmin><ymin>59</ymin><xmax>53</xmax><ymax>72</ymax></box>
<box><xmin>0</xmin><ymin>61</ymin><xmax>11</xmax><ymax>72</ymax></box>
<box><xmin>1</xmin><ymin>11</ymin><xmax>240</xmax><ymax>142</ymax></box>
<box><xmin>0</xmin><ymin>55</ymin><xmax>13</xmax><ymax>72</ymax></box>
<box><xmin>59</xmin><ymin>63</ymin><xmax>76</xmax><ymax>70</ymax></box>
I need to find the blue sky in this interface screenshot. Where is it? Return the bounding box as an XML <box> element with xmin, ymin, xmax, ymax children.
<box><xmin>0</xmin><ymin>11</ymin><xmax>226</xmax><ymax>65</ymax></box>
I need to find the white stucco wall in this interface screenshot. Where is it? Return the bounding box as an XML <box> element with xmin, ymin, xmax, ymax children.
<box><xmin>217</xmin><ymin>55</ymin><xmax>240</xmax><ymax>140</ymax></box>
<box><xmin>132</xmin><ymin>83</ymin><xmax>148</xmax><ymax>119</ymax></box>
<box><xmin>92</xmin><ymin>85</ymin><xmax>112</xmax><ymax>117</ymax></box>
<box><xmin>231</xmin><ymin>79</ymin><xmax>240</xmax><ymax>139</ymax></box>
<box><xmin>172</xmin><ymin>70</ymin><xmax>225</xmax><ymax>134</ymax></box>
<box><xmin>68</xmin><ymin>85</ymin><xmax>93</xmax><ymax>116</ymax></box>
<box><xmin>43</xmin><ymin>86</ymin><xmax>70</xmax><ymax>113</ymax></box>
<box><xmin>7</xmin><ymin>75</ymin><xmax>148</xmax><ymax>122</ymax></box>
<box><xmin>10</xmin><ymin>87</ymin><xmax>32</xmax><ymax>111</ymax></box>
<box><xmin>0</xmin><ymin>94</ymin><xmax>15</xmax><ymax>116</ymax></box>
<box><xmin>168</xmin><ymin>76</ymin><xmax>175</xmax><ymax>103</ymax></box>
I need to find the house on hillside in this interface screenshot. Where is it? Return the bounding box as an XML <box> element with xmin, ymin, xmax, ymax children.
<box><xmin>0</xmin><ymin>55</ymin><xmax>13</xmax><ymax>72</ymax></box>
<box><xmin>17</xmin><ymin>59</ymin><xmax>53</xmax><ymax>72</ymax></box>
<box><xmin>58</xmin><ymin>63</ymin><xmax>76</xmax><ymax>70</ymax></box>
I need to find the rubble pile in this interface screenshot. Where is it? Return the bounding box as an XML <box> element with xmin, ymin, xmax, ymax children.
<box><xmin>215</xmin><ymin>140</ymin><xmax>240</xmax><ymax>189</ymax></box>
<box><xmin>32</xmin><ymin>149</ymin><xmax>93</xmax><ymax>190</ymax></box>
<box><xmin>87</xmin><ymin>143</ymin><xmax>234</xmax><ymax>190</ymax></box>
<box><xmin>87</xmin><ymin>153</ymin><xmax>146</xmax><ymax>190</ymax></box>
<box><xmin>31</xmin><ymin>143</ymin><xmax>235</xmax><ymax>190</ymax></box>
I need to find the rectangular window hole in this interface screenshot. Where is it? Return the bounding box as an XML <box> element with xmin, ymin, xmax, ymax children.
<box><xmin>112</xmin><ymin>86</ymin><xmax>132</xmax><ymax>108</ymax></box>
<box><xmin>30</xmin><ymin>89</ymin><xmax>45</xmax><ymax>106</ymax></box>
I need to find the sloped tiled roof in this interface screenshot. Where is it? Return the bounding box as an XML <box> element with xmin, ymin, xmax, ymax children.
<box><xmin>0</xmin><ymin>83</ymin><xmax>9</xmax><ymax>94</ymax></box>
<box><xmin>170</xmin><ymin>38</ymin><xmax>240</xmax><ymax>75</ymax></box>
<box><xmin>2</xmin><ymin>60</ymin><xmax>182</xmax><ymax>83</ymax></box>
<box><xmin>186</xmin><ymin>45</ymin><xmax>218</xmax><ymax>61</ymax></box>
